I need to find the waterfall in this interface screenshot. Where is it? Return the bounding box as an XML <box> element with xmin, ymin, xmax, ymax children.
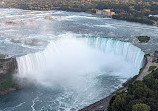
<box><xmin>84</xmin><ymin>37</ymin><xmax>145</xmax><ymax>69</ymax></box>
<box><xmin>16</xmin><ymin>37</ymin><xmax>145</xmax><ymax>85</ymax></box>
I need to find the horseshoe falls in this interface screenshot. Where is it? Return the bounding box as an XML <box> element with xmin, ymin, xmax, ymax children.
<box><xmin>1</xmin><ymin>9</ymin><xmax>157</xmax><ymax>111</ymax></box>
<box><xmin>14</xmin><ymin>37</ymin><xmax>144</xmax><ymax>110</ymax></box>
<box><xmin>17</xmin><ymin>37</ymin><xmax>144</xmax><ymax>80</ymax></box>
<box><xmin>85</xmin><ymin>37</ymin><xmax>144</xmax><ymax>70</ymax></box>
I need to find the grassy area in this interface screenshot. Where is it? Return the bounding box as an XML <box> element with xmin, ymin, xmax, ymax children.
<box><xmin>152</xmin><ymin>58</ymin><xmax>158</xmax><ymax>63</ymax></box>
<box><xmin>0</xmin><ymin>54</ymin><xmax>5</xmax><ymax>59</ymax></box>
<box><xmin>144</xmin><ymin>68</ymin><xmax>158</xmax><ymax>80</ymax></box>
<box><xmin>152</xmin><ymin>58</ymin><xmax>156</xmax><ymax>62</ymax></box>
<box><xmin>136</xmin><ymin>36</ymin><xmax>150</xmax><ymax>43</ymax></box>
<box><xmin>148</xmin><ymin>66</ymin><xmax>157</xmax><ymax>72</ymax></box>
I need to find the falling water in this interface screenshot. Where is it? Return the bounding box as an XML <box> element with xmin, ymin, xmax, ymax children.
<box><xmin>16</xmin><ymin>36</ymin><xmax>144</xmax><ymax>86</ymax></box>
<box><xmin>0</xmin><ymin>8</ymin><xmax>156</xmax><ymax>111</ymax></box>
<box><xmin>85</xmin><ymin>37</ymin><xmax>145</xmax><ymax>69</ymax></box>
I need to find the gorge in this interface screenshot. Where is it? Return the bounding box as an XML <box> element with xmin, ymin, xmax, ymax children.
<box><xmin>0</xmin><ymin>8</ymin><xmax>158</xmax><ymax>111</ymax></box>
<box><xmin>1</xmin><ymin>37</ymin><xmax>145</xmax><ymax>111</ymax></box>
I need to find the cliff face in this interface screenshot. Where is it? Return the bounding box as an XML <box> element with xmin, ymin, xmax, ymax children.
<box><xmin>0</xmin><ymin>57</ymin><xmax>18</xmax><ymax>95</ymax></box>
<box><xmin>0</xmin><ymin>57</ymin><xmax>17</xmax><ymax>75</ymax></box>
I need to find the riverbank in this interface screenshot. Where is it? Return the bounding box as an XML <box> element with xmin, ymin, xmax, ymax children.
<box><xmin>89</xmin><ymin>13</ymin><xmax>158</xmax><ymax>27</ymax></box>
<box><xmin>79</xmin><ymin>52</ymin><xmax>158</xmax><ymax>111</ymax></box>
<box><xmin>0</xmin><ymin>0</ymin><xmax>158</xmax><ymax>26</ymax></box>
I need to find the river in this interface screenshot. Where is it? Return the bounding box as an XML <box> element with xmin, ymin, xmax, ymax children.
<box><xmin>0</xmin><ymin>8</ymin><xmax>157</xmax><ymax>111</ymax></box>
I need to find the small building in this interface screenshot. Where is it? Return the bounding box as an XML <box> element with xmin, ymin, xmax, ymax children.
<box><xmin>154</xmin><ymin>51</ymin><xmax>158</xmax><ymax>58</ymax></box>
<box><xmin>96</xmin><ymin>9</ymin><xmax>115</xmax><ymax>17</ymax></box>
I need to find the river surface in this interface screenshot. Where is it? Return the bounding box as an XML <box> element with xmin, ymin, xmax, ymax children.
<box><xmin>0</xmin><ymin>8</ymin><xmax>158</xmax><ymax>111</ymax></box>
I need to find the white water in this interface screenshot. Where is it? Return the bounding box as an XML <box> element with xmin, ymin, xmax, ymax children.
<box><xmin>85</xmin><ymin>37</ymin><xmax>144</xmax><ymax>69</ymax></box>
<box><xmin>0</xmin><ymin>9</ymin><xmax>157</xmax><ymax>111</ymax></box>
<box><xmin>16</xmin><ymin>34</ymin><xmax>144</xmax><ymax>87</ymax></box>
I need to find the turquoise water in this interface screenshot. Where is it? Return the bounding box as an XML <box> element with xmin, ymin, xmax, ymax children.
<box><xmin>0</xmin><ymin>8</ymin><xmax>157</xmax><ymax>111</ymax></box>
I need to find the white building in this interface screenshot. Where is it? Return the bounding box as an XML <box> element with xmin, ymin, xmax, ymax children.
<box><xmin>96</xmin><ymin>9</ymin><xmax>115</xmax><ymax>17</ymax></box>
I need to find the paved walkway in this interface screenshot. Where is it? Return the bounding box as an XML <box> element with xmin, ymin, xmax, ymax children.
<box><xmin>137</xmin><ymin>53</ymin><xmax>158</xmax><ymax>80</ymax></box>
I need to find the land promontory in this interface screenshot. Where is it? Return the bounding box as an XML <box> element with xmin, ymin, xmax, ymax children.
<box><xmin>0</xmin><ymin>54</ymin><xmax>18</xmax><ymax>95</ymax></box>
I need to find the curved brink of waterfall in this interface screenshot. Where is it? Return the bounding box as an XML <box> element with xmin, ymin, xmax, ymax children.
<box><xmin>16</xmin><ymin>37</ymin><xmax>145</xmax><ymax>86</ymax></box>
<box><xmin>84</xmin><ymin>37</ymin><xmax>145</xmax><ymax>69</ymax></box>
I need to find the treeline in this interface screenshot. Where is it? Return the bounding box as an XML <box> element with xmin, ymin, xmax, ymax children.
<box><xmin>23</xmin><ymin>0</ymin><xmax>158</xmax><ymax>25</ymax></box>
<box><xmin>94</xmin><ymin>1</ymin><xmax>158</xmax><ymax>24</ymax></box>
<box><xmin>1</xmin><ymin>0</ymin><xmax>158</xmax><ymax>25</ymax></box>
<box><xmin>112</xmin><ymin>15</ymin><xmax>154</xmax><ymax>25</ymax></box>
<box><xmin>108</xmin><ymin>68</ymin><xmax>158</xmax><ymax>111</ymax></box>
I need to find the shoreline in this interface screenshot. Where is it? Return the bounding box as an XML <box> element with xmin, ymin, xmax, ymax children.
<box><xmin>0</xmin><ymin>7</ymin><xmax>157</xmax><ymax>26</ymax></box>
<box><xmin>0</xmin><ymin>51</ymin><xmax>154</xmax><ymax>110</ymax></box>
<box><xmin>79</xmin><ymin>53</ymin><xmax>156</xmax><ymax>111</ymax></box>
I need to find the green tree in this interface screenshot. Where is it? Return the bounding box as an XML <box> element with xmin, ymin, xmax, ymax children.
<box><xmin>112</xmin><ymin>93</ymin><xmax>127</xmax><ymax>111</ymax></box>
<box><xmin>125</xmin><ymin>99</ymin><xmax>144</xmax><ymax>111</ymax></box>
<box><xmin>132</xmin><ymin>104</ymin><xmax>150</xmax><ymax>111</ymax></box>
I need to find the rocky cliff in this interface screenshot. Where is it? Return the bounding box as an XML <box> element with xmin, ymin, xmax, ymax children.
<box><xmin>0</xmin><ymin>57</ymin><xmax>18</xmax><ymax>95</ymax></box>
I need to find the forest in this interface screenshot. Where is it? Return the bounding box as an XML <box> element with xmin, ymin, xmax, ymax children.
<box><xmin>108</xmin><ymin>68</ymin><xmax>158</xmax><ymax>111</ymax></box>
<box><xmin>1</xmin><ymin>0</ymin><xmax>158</xmax><ymax>25</ymax></box>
